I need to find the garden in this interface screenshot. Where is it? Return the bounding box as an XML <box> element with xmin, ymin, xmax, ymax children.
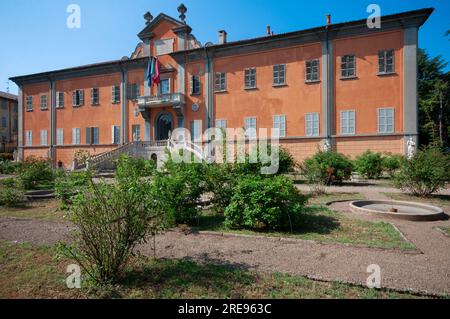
<box><xmin>0</xmin><ymin>144</ymin><xmax>449</xmax><ymax>298</ymax></box>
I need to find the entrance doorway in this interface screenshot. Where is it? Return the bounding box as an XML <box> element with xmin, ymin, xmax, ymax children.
<box><xmin>155</xmin><ymin>113</ymin><xmax>173</xmax><ymax>141</ymax></box>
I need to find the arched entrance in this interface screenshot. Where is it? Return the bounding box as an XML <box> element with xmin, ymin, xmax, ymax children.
<box><xmin>155</xmin><ymin>113</ymin><xmax>173</xmax><ymax>141</ymax></box>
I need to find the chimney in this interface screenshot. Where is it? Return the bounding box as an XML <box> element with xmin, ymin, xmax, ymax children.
<box><xmin>326</xmin><ymin>14</ymin><xmax>331</xmax><ymax>26</ymax></box>
<box><xmin>266</xmin><ymin>25</ymin><xmax>271</xmax><ymax>36</ymax></box>
<box><xmin>218</xmin><ymin>30</ymin><xmax>227</xmax><ymax>44</ymax></box>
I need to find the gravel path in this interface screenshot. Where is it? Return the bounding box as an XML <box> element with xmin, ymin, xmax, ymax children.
<box><xmin>1</xmin><ymin>186</ymin><xmax>449</xmax><ymax>296</ymax></box>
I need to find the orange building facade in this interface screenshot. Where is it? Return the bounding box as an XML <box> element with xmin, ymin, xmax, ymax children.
<box><xmin>10</xmin><ymin>7</ymin><xmax>433</xmax><ymax>167</ymax></box>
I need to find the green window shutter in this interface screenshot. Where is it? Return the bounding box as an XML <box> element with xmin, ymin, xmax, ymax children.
<box><xmin>86</xmin><ymin>127</ymin><xmax>92</xmax><ymax>144</ymax></box>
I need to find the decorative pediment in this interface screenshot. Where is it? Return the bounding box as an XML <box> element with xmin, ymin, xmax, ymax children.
<box><xmin>137</xmin><ymin>13</ymin><xmax>191</xmax><ymax>40</ymax></box>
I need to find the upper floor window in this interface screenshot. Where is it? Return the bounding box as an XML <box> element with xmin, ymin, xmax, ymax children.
<box><xmin>215</xmin><ymin>72</ymin><xmax>227</xmax><ymax>92</ymax></box>
<box><xmin>112</xmin><ymin>85</ymin><xmax>120</xmax><ymax>104</ymax></box>
<box><xmin>56</xmin><ymin>92</ymin><xmax>64</xmax><ymax>108</ymax></box>
<box><xmin>244</xmin><ymin>68</ymin><xmax>257</xmax><ymax>89</ymax></box>
<box><xmin>305</xmin><ymin>113</ymin><xmax>319</xmax><ymax>137</ymax></box>
<box><xmin>154</xmin><ymin>38</ymin><xmax>174</xmax><ymax>56</ymax></box>
<box><xmin>273</xmin><ymin>64</ymin><xmax>286</xmax><ymax>86</ymax></box>
<box><xmin>72</xmin><ymin>90</ymin><xmax>84</xmax><ymax>107</ymax></box>
<box><xmin>378</xmin><ymin>50</ymin><xmax>395</xmax><ymax>75</ymax></box>
<box><xmin>127</xmin><ymin>83</ymin><xmax>140</xmax><ymax>100</ymax></box>
<box><xmin>341</xmin><ymin>55</ymin><xmax>356</xmax><ymax>79</ymax></box>
<box><xmin>40</xmin><ymin>95</ymin><xmax>48</xmax><ymax>110</ymax></box>
<box><xmin>273</xmin><ymin>115</ymin><xmax>286</xmax><ymax>137</ymax></box>
<box><xmin>340</xmin><ymin>110</ymin><xmax>356</xmax><ymax>135</ymax></box>
<box><xmin>91</xmin><ymin>88</ymin><xmax>100</xmax><ymax>105</ymax></box>
<box><xmin>159</xmin><ymin>79</ymin><xmax>170</xmax><ymax>95</ymax></box>
<box><xmin>1</xmin><ymin>116</ymin><xmax>6</xmax><ymax>128</ymax></box>
<box><xmin>306</xmin><ymin>59</ymin><xmax>320</xmax><ymax>82</ymax></box>
<box><xmin>25</xmin><ymin>96</ymin><xmax>33</xmax><ymax>111</ymax></box>
<box><xmin>378</xmin><ymin>108</ymin><xmax>394</xmax><ymax>133</ymax></box>
<box><xmin>216</xmin><ymin>119</ymin><xmax>227</xmax><ymax>130</ymax></box>
<box><xmin>190</xmin><ymin>75</ymin><xmax>201</xmax><ymax>95</ymax></box>
<box><xmin>245</xmin><ymin>117</ymin><xmax>257</xmax><ymax>139</ymax></box>
<box><xmin>132</xmin><ymin>125</ymin><xmax>141</xmax><ymax>142</ymax></box>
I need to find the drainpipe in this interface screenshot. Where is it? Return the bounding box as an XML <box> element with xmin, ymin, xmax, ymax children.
<box><xmin>204</xmin><ymin>46</ymin><xmax>213</xmax><ymax>130</ymax></box>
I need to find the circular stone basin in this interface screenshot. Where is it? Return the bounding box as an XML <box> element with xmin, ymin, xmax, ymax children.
<box><xmin>350</xmin><ymin>200</ymin><xmax>447</xmax><ymax>222</ymax></box>
<box><xmin>25</xmin><ymin>189</ymin><xmax>56</xmax><ymax>200</ymax></box>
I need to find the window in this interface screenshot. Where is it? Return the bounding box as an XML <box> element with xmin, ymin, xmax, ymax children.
<box><xmin>91</xmin><ymin>88</ymin><xmax>99</xmax><ymax>105</ymax></box>
<box><xmin>86</xmin><ymin>127</ymin><xmax>99</xmax><ymax>145</ymax></box>
<box><xmin>1</xmin><ymin>117</ymin><xmax>6</xmax><ymax>128</ymax></box>
<box><xmin>273</xmin><ymin>115</ymin><xmax>286</xmax><ymax>137</ymax></box>
<box><xmin>128</xmin><ymin>83</ymin><xmax>140</xmax><ymax>100</ymax></box>
<box><xmin>26</xmin><ymin>96</ymin><xmax>33</xmax><ymax>111</ymax></box>
<box><xmin>25</xmin><ymin>130</ymin><xmax>32</xmax><ymax>146</ymax></box>
<box><xmin>190</xmin><ymin>120</ymin><xmax>202</xmax><ymax>142</ymax></box>
<box><xmin>72</xmin><ymin>90</ymin><xmax>84</xmax><ymax>107</ymax></box>
<box><xmin>190</xmin><ymin>75</ymin><xmax>200</xmax><ymax>95</ymax></box>
<box><xmin>216</xmin><ymin>119</ymin><xmax>227</xmax><ymax>130</ymax></box>
<box><xmin>273</xmin><ymin>64</ymin><xmax>286</xmax><ymax>86</ymax></box>
<box><xmin>159</xmin><ymin>79</ymin><xmax>170</xmax><ymax>95</ymax></box>
<box><xmin>132</xmin><ymin>125</ymin><xmax>141</xmax><ymax>142</ymax></box>
<box><xmin>305</xmin><ymin>113</ymin><xmax>319</xmax><ymax>137</ymax></box>
<box><xmin>154</xmin><ymin>38</ymin><xmax>174</xmax><ymax>55</ymax></box>
<box><xmin>39</xmin><ymin>95</ymin><xmax>48</xmax><ymax>110</ymax></box>
<box><xmin>56</xmin><ymin>92</ymin><xmax>64</xmax><ymax>108</ymax></box>
<box><xmin>215</xmin><ymin>72</ymin><xmax>227</xmax><ymax>92</ymax></box>
<box><xmin>306</xmin><ymin>60</ymin><xmax>320</xmax><ymax>82</ymax></box>
<box><xmin>378</xmin><ymin>108</ymin><xmax>394</xmax><ymax>133</ymax></box>
<box><xmin>340</xmin><ymin>111</ymin><xmax>356</xmax><ymax>135</ymax></box>
<box><xmin>0</xmin><ymin>101</ymin><xmax>6</xmax><ymax>109</ymax></box>
<box><xmin>244</xmin><ymin>68</ymin><xmax>257</xmax><ymax>89</ymax></box>
<box><xmin>112</xmin><ymin>85</ymin><xmax>120</xmax><ymax>104</ymax></box>
<box><xmin>378</xmin><ymin>50</ymin><xmax>395</xmax><ymax>74</ymax></box>
<box><xmin>72</xmin><ymin>128</ymin><xmax>81</xmax><ymax>145</ymax></box>
<box><xmin>40</xmin><ymin>129</ymin><xmax>48</xmax><ymax>146</ymax></box>
<box><xmin>245</xmin><ymin>117</ymin><xmax>257</xmax><ymax>139</ymax></box>
<box><xmin>111</xmin><ymin>126</ymin><xmax>120</xmax><ymax>144</ymax></box>
<box><xmin>56</xmin><ymin>128</ymin><xmax>64</xmax><ymax>145</ymax></box>
<box><xmin>341</xmin><ymin>55</ymin><xmax>356</xmax><ymax>79</ymax></box>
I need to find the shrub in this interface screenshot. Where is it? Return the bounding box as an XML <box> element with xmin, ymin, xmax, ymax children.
<box><xmin>115</xmin><ymin>154</ymin><xmax>156</xmax><ymax>182</ymax></box>
<box><xmin>302</xmin><ymin>150</ymin><xmax>353</xmax><ymax>185</ymax></box>
<box><xmin>151</xmin><ymin>159</ymin><xmax>207</xmax><ymax>225</ymax></box>
<box><xmin>224</xmin><ymin>175</ymin><xmax>307</xmax><ymax>231</ymax></box>
<box><xmin>18</xmin><ymin>156</ymin><xmax>55</xmax><ymax>190</ymax></box>
<box><xmin>204</xmin><ymin>163</ymin><xmax>237</xmax><ymax>212</ymax></box>
<box><xmin>55</xmin><ymin>170</ymin><xmax>93</xmax><ymax>207</ymax></box>
<box><xmin>354</xmin><ymin>150</ymin><xmax>384</xmax><ymax>179</ymax></box>
<box><xmin>382</xmin><ymin>154</ymin><xmax>403</xmax><ymax>178</ymax></box>
<box><xmin>0</xmin><ymin>153</ymin><xmax>14</xmax><ymax>161</ymax></box>
<box><xmin>0</xmin><ymin>179</ymin><xmax>25</xmax><ymax>207</ymax></box>
<box><xmin>394</xmin><ymin>145</ymin><xmax>450</xmax><ymax>197</ymax></box>
<box><xmin>60</xmin><ymin>176</ymin><xmax>165</xmax><ymax>285</ymax></box>
<box><xmin>0</xmin><ymin>160</ymin><xmax>20</xmax><ymax>174</ymax></box>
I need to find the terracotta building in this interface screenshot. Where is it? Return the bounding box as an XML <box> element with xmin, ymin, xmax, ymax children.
<box><xmin>0</xmin><ymin>91</ymin><xmax>18</xmax><ymax>153</ymax></box>
<box><xmin>10</xmin><ymin>6</ymin><xmax>433</xmax><ymax>168</ymax></box>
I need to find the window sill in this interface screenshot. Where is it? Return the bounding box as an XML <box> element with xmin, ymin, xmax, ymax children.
<box><xmin>26</xmin><ymin>109</ymin><xmax>33</xmax><ymax>112</ymax></box>
<box><xmin>112</xmin><ymin>102</ymin><xmax>120</xmax><ymax>105</ymax></box>
<box><xmin>340</xmin><ymin>76</ymin><xmax>358</xmax><ymax>81</ymax></box>
<box><xmin>190</xmin><ymin>93</ymin><xmax>201</xmax><ymax>96</ymax></box>
<box><xmin>305</xmin><ymin>80</ymin><xmax>321</xmax><ymax>84</ymax></box>
<box><xmin>56</xmin><ymin>107</ymin><xmax>64</xmax><ymax>109</ymax></box>
<box><xmin>91</xmin><ymin>103</ymin><xmax>100</xmax><ymax>106</ymax></box>
<box><xmin>377</xmin><ymin>72</ymin><xmax>397</xmax><ymax>77</ymax></box>
<box><xmin>244</xmin><ymin>87</ymin><xmax>258</xmax><ymax>91</ymax></box>
<box><xmin>214</xmin><ymin>90</ymin><xmax>228</xmax><ymax>94</ymax></box>
<box><xmin>272</xmin><ymin>83</ymin><xmax>287</xmax><ymax>88</ymax></box>
<box><xmin>40</xmin><ymin>108</ymin><xmax>48</xmax><ymax>111</ymax></box>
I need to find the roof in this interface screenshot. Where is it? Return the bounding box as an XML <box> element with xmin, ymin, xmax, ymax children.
<box><xmin>171</xmin><ymin>7</ymin><xmax>434</xmax><ymax>58</ymax></box>
<box><xmin>137</xmin><ymin>13</ymin><xmax>191</xmax><ymax>40</ymax></box>
<box><xmin>0</xmin><ymin>91</ymin><xmax>18</xmax><ymax>101</ymax></box>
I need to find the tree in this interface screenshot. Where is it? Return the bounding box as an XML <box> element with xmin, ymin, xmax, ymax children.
<box><xmin>418</xmin><ymin>49</ymin><xmax>450</xmax><ymax>147</ymax></box>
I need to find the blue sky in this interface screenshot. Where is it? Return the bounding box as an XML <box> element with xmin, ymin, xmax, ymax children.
<box><xmin>0</xmin><ymin>0</ymin><xmax>448</xmax><ymax>94</ymax></box>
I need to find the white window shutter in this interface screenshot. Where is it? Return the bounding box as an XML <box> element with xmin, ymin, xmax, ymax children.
<box><xmin>111</xmin><ymin>126</ymin><xmax>115</xmax><ymax>144</ymax></box>
<box><xmin>56</xmin><ymin>92</ymin><xmax>60</xmax><ymax>108</ymax></box>
<box><xmin>72</xmin><ymin>91</ymin><xmax>76</xmax><ymax>106</ymax></box>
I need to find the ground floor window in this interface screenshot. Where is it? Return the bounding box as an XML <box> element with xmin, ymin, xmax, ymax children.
<box><xmin>156</xmin><ymin>113</ymin><xmax>173</xmax><ymax>141</ymax></box>
<box><xmin>340</xmin><ymin>110</ymin><xmax>355</xmax><ymax>135</ymax></box>
<box><xmin>273</xmin><ymin>115</ymin><xmax>286</xmax><ymax>137</ymax></box>
<box><xmin>86</xmin><ymin>127</ymin><xmax>99</xmax><ymax>145</ymax></box>
<box><xmin>112</xmin><ymin>126</ymin><xmax>120</xmax><ymax>144</ymax></box>
<box><xmin>378</xmin><ymin>108</ymin><xmax>394</xmax><ymax>133</ymax></box>
<box><xmin>305</xmin><ymin>113</ymin><xmax>319</xmax><ymax>137</ymax></box>
<box><xmin>245</xmin><ymin>117</ymin><xmax>257</xmax><ymax>139</ymax></box>
<box><xmin>40</xmin><ymin>129</ymin><xmax>48</xmax><ymax>146</ymax></box>
<box><xmin>25</xmin><ymin>130</ymin><xmax>32</xmax><ymax>146</ymax></box>
<box><xmin>216</xmin><ymin>119</ymin><xmax>227</xmax><ymax>130</ymax></box>
<box><xmin>72</xmin><ymin>128</ymin><xmax>81</xmax><ymax>145</ymax></box>
<box><xmin>190</xmin><ymin>120</ymin><xmax>202</xmax><ymax>142</ymax></box>
<box><xmin>132</xmin><ymin>125</ymin><xmax>141</xmax><ymax>142</ymax></box>
<box><xmin>56</xmin><ymin>128</ymin><xmax>64</xmax><ymax>145</ymax></box>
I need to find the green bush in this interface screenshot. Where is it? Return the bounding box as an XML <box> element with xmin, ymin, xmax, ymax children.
<box><xmin>302</xmin><ymin>150</ymin><xmax>353</xmax><ymax>185</ymax></box>
<box><xmin>0</xmin><ymin>179</ymin><xmax>25</xmax><ymax>207</ymax></box>
<box><xmin>115</xmin><ymin>154</ymin><xmax>156</xmax><ymax>182</ymax></box>
<box><xmin>354</xmin><ymin>150</ymin><xmax>384</xmax><ymax>179</ymax></box>
<box><xmin>55</xmin><ymin>170</ymin><xmax>93</xmax><ymax>207</ymax></box>
<box><xmin>224</xmin><ymin>175</ymin><xmax>307</xmax><ymax>231</ymax></box>
<box><xmin>151</xmin><ymin>159</ymin><xmax>207</xmax><ymax>225</ymax></box>
<box><xmin>0</xmin><ymin>160</ymin><xmax>20</xmax><ymax>174</ymax></box>
<box><xmin>382</xmin><ymin>154</ymin><xmax>403</xmax><ymax>178</ymax></box>
<box><xmin>204</xmin><ymin>163</ymin><xmax>238</xmax><ymax>212</ymax></box>
<box><xmin>60</xmin><ymin>175</ymin><xmax>166</xmax><ymax>285</ymax></box>
<box><xmin>394</xmin><ymin>145</ymin><xmax>450</xmax><ymax>197</ymax></box>
<box><xmin>18</xmin><ymin>156</ymin><xmax>55</xmax><ymax>190</ymax></box>
<box><xmin>0</xmin><ymin>153</ymin><xmax>14</xmax><ymax>161</ymax></box>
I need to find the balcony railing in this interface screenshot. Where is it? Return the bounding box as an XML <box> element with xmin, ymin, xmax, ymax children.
<box><xmin>138</xmin><ymin>93</ymin><xmax>185</xmax><ymax>108</ymax></box>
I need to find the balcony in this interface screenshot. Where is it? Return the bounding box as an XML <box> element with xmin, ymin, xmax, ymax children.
<box><xmin>137</xmin><ymin>93</ymin><xmax>185</xmax><ymax>108</ymax></box>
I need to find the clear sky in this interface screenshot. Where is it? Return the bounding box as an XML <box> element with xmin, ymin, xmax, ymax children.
<box><xmin>0</xmin><ymin>0</ymin><xmax>448</xmax><ymax>94</ymax></box>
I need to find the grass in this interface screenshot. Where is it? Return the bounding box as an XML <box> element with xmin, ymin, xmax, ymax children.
<box><xmin>192</xmin><ymin>193</ymin><xmax>416</xmax><ymax>250</ymax></box>
<box><xmin>438</xmin><ymin>227</ymin><xmax>450</xmax><ymax>236</ymax></box>
<box><xmin>0</xmin><ymin>241</ymin><xmax>430</xmax><ymax>299</ymax></box>
<box><xmin>0</xmin><ymin>199</ymin><xmax>65</xmax><ymax>221</ymax></box>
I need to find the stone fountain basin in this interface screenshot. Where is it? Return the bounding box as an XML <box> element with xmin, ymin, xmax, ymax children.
<box><xmin>25</xmin><ymin>189</ymin><xmax>56</xmax><ymax>200</ymax></box>
<box><xmin>349</xmin><ymin>200</ymin><xmax>447</xmax><ymax>221</ymax></box>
